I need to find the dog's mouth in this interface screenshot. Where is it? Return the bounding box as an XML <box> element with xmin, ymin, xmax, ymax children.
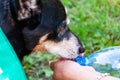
<box><xmin>58</xmin><ymin>57</ymin><xmax>74</xmax><ymax>60</ymax></box>
<box><xmin>58</xmin><ymin>53</ymin><xmax>84</xmax><ymax>60</ymax></box>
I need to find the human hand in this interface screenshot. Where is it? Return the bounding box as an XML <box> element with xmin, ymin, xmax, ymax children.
<box><xmin>50</xmin><ymin>60</ymin><xmax>100</xmax><ymax>80</ymax></box>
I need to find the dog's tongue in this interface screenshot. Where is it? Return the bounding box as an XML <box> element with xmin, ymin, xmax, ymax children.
<box><xmin>79</xmin><ymin>53</ymin><xmax>84</xmax><ymax>56</ymax></box>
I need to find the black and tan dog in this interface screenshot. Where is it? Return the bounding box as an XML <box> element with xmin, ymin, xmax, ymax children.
<box><xmin>0</xmin><ymin>0</ymin><xmax>84</xmax><ymax>60</ymax></box>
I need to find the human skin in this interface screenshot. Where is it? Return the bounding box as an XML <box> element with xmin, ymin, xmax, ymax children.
<box><xmin>50</xmin><ymin>60</ymin><xmax>120</xmax><ymax>80</ymax></box>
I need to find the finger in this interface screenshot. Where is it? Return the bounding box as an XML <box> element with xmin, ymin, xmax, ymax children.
<box><xmin>49</xmin><ymin>59</ymin><xmax>66</xmax><ymax>70</ymax></box>
<box><xmin>52</xmin><ymin>74</ymin><xmax>57</xmax><ymax>80</ymax></box>
<box><xmin>50</xmin><ymin>60</ymin><xmax>59</xmax><ymax>70</ymax></box>
<box><xmin>50</xmin><ymin>61</ymin><xmax>55</xmax><ymax>70</ymax></box>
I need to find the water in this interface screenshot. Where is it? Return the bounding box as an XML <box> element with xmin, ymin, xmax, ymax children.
<box><xmin>75</xmin><ymin>46</ymin><xmax>120</xmax><ymax>78</ymax></box>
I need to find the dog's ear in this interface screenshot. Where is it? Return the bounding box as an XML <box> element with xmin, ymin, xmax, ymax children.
<box><xmin>20</xmin><ymin>0</ymin><xmax>67</xmax><ymax>37</ymax></box>
<box><xmin>18</xmin><ymin>0</ymin><xmax>67</xmax><ymax>30</ymax></box>
<box><xmin>18</xmin><ymin>0</ymin><xmax>41</xmax><ymax>20</ymax></box>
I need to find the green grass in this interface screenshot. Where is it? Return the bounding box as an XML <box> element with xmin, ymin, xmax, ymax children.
<box><xmin>23</xmin><ymin>0</ymin><xmax>120</xmax><ymax>79</ymax></box>
<box><xmin>63</xmin><ymin>0</ymin><xmax>120</xmax><ymax>55</ymax></box>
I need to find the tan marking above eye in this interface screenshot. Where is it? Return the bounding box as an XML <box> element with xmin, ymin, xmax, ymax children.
<box><xmin>32</xmin><ymin>34</ymin><xmax>49</xmax><ymax>52</ymax></box>
<box><xmin>39</xmin><ymin>34</ymin><xmax>49</xmax><ymax>44</ymax></box>
<box><xmin>32</xmin><ymin>44</ymin><xmax>48</xmax><ymax>52</ymax></box>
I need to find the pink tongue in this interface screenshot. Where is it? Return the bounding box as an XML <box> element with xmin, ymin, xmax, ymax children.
<box><xmin>79</xmin><ymin>53</ymin><xmax>84</xmax><ymax>56</ymax></box>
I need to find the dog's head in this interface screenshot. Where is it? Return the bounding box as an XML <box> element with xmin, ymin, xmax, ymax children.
<box><xmin>17</xmin><ymin>0</ymin><xmax>84</xmax><ymax>59</ymax></box>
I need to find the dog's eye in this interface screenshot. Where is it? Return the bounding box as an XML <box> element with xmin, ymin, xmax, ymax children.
<box><xmin>47</xmin><ymin>32</ymin><xmax>58</xmax><ymax>40</ymax></box>
<box><xmin>57</xmin><ymin>26</ymin><xmax>68</xmax><ymax>38</ymax></box>
<box><xmin>57</xmin><ymin>20</ymin><xmax>68</xmax><ymax>37</ymax></box>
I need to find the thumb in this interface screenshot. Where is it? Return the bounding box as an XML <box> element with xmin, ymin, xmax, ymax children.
<box><xmin>50</xmin><ymin>60</ymin><xmax>59</xmax><ymax>70</ymax></box>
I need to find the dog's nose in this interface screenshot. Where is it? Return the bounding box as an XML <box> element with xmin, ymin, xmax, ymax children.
<box><xmin>79</xmin><ymin>47</ymin><xmax>85</xmax><ymax>54</ymax></box>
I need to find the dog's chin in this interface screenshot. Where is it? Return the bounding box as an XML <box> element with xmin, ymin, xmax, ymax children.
<box><xmin>55</xmin><ymin>53</ymin><xmax>79</xmax><ymax>59</ymax></box>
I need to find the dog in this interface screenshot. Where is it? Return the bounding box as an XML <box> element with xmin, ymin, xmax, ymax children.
<box><xmin>0</xmin><ymin>0</ymin><xmax>85</xmax><ymax>60</ymax></box>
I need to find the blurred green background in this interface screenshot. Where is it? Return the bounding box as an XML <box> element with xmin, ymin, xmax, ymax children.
<box><xmin>22</xmin><ymin>0</ymin><xmax>120</xmax><ymax>80</ymax></box>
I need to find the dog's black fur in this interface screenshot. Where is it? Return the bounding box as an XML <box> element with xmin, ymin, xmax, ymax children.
<box><xmin>0</xmin><ymin>0</ymin><xmax>84</xmax><ymax>60</ymax></box>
